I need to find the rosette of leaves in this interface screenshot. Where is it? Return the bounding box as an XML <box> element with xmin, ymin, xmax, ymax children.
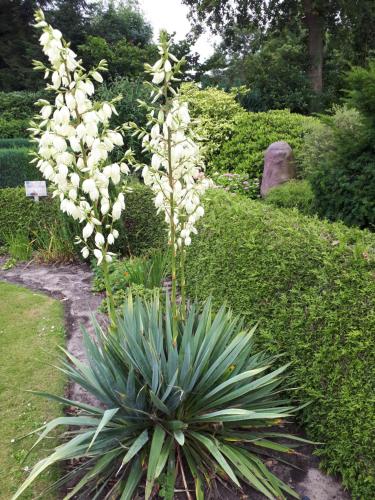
<box><xmin>14</xmin><ymin>297</ymin><xmax>304</xmax><ymax>500</ymax></box>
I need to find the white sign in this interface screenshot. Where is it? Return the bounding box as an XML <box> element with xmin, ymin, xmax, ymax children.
<box><xmin>25</xmin><ymin>181</ymin><xmax>47</xmax><ymax>199</ymax></box>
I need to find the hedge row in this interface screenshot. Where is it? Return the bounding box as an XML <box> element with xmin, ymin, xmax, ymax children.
<box><xmin>0</xmin><ymin>148</ymin><xmax>42</xmax><ymax>188</ymax></box>
<box><xmin>185</xmin><ymin>189</ymin><xmax>375</xmax><ymax>499</ymax></box>
<box><xmin>0</xmin><ymin>184</ymin><xmax>165</xmax><ymax>256</ymax></box>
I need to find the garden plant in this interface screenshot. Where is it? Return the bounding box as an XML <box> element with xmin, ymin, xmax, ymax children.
<box><xmin>13</xmin><ymin>10</ymin><xmax>306</xmax><ymax>500</ymax></box>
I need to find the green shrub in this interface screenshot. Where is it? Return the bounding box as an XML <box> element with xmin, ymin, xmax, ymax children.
<box><xmin>0</xmin><ymin>147</ymin><xmax>42</xmax><ymax>188</ymax></box>
<box><xmin>118</xmin><ymin>183</ymin><xmax>166</xmax><ymax>255</ymax></box>
<box><xmin>213</xmin><ymin>110</ymin><xmax>318</xmax><ymax>180</ymax></box>
<box><xmin>0</xmin><ymin>188</ymin><xmax>76</xmax><ymax>250</ymax></box>
<box><xmin>0</xmin><ymin>185</ymin><xmax>163</xmax><ymax>257</ymax></box>
<box><xmin>185</xmin><ymin>189</ymin><xmax>375</xmax><ymax>499</ymax></box>
<box><xmin>307</xmin><ymin>68</ymin><xmax>375</xmax><ymax>228</ymax></box>
<box><xmin>300</xmin><ymin>105</ymin><xmax>364</xmax><ymax>179</ymax></box>
<box><xmin>0</xmin><ymin>118</ymin><xmax>30</xmax><ymax>139</ymax></box>
<box><xmin>264</xmin><ymin>180</ymin><xmax>315</xmax><ymax>215</ymax></box>
<box><xmin>0</xmin><ymin>91</ymin><xmax>46</xmax><ymax>138</ymax></box>
<box><xmin>0</xmin><ymin>138</ymin><xmax>30</xmax><ymax>149</ymax></box>
<box><xmin>180</xmin><ymin>83</ymin><xmax>245</xmax><ymax>169</ymax></box>
<box><xmin>14</xmin><ymin>296</ymin><xmax>303</xmax><ymax>500</ymax></box>
<box><xmin>212</xmin><ymin>172</ymin><xmax>260</xmax><ymax>199</ymax></box>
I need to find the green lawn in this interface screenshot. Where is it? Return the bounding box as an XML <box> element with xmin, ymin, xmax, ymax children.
<box><xmin>0</xmin><ymin>281</ymin><xmax>65</xmax><ymax>499</ymax></box>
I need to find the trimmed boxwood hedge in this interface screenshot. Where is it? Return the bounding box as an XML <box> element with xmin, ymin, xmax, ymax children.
<box><xmin>0</xmin><ymin>148</ymin><xmax>42</xmax><ymax>188</ymax></box>
<box><xmin>0</xmin><ymin>184</ymin><xmax>165</xmax><ymax>257</ymax></box>
<box><xmin>185</xmin><ymin>189</ymin><xmax>375</xmax><ymax>499</ymax></box>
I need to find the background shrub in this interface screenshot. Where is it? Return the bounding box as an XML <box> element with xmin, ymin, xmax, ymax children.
<box><xmin>0</xmin><ymin>148</ymin><xmax>42</xmax><ymax>188</ymax></box>
<box><xmin>117</xmin><ymin>183</ymin><xmax>166</xmax><ymax>255</ymax></box>
<box><xmin>0</xmin><ymin>91</ymin><xmax>46</xmax><ymax>138</ymax></box>
<box><xmin>213</xmin><ymin>110</ymin><xmax>318</xmax><ymax>180</ymax></box>
<box><xmin>0</xmin><ymin>188</ymin><xmax>74</xmax><ymax>247</ymax></box>
<box><xmin>0</xmin><ymin>185</ymin><xmax>163</xmax><ymax>257</ymax></box>
<box><xmin>264</xmin><ymin>180</ymin><xmax>315</xmax><ymax>215</ymax></box>
<box><xmin>185</xmin><ymin>189</ymin><xmax>375</xmax><ymax>499</ymax></box>
<box><xmin>180</xmin><ymin>83</ymin><xmax>245</xmax><ymax>170</ymax></box>
<box><xmin>306</xmin><ymin>66</ymin><xmax>375</xmax><ymax>228</ymax></box>
<box><xmin>0</xmin><ymin>138</ymin><xmax>30</xmax><ymax>149</ymax></box>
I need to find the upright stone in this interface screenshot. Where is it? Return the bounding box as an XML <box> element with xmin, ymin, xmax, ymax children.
<box><xmin>260</xmin><ymin>141</ymin><xmax>296</xmax><ymax>197</ymax></box>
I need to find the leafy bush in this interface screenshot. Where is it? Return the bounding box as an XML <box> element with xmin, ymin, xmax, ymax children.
<box><xmin>180</xmin><ymin>83</ymin><xmax>245</xmax><ymax>169</ymax></box>
<box><xmin>185</xmin><ymin>190</ymin><xmax>375</xmax><ymax>499</ymax></box>
<box><xmin>96</xmin><ymin>78</ymin><xmax>150</xmax><ymax>162</ymax></box>
<box><xmin>0</xmin><ymin>118</ymin><xmax>30</xmax><ymax>139</ymax></box>
<box><xmin>212</xmin><ymin>172</ymin><xmax>260</xmax><ymax>199</ymax></box>
<box><xmin>300</xmin><ymin>105</ymin><xmax>364</xmax><ymax>179</ymax></box>
<box><xmin>264</xmin><ymin>180</ymin><xmax>315</xmax><ymax>215</ymax></box>
<box><xmin>213</xmin><ymin>110</ymin><xmax>318</xmax><ymax>180</ymax></box>
<box><xmin>305</xmin><ymin>107</ymin><xmax>374</xmax><ymax>227</ymax></box>
<box><xmin>14</xmin><ymin>296</ymin><xmax>303</xmax><ymax>500</ymax></box>
<box><xmin>0</xmin><ymin>90</ymin><xmax>46</xmax><ymax>138</ymax></box>
<box><xmin>0</xmin><ymin>138</ymin><xmax>30</xmax><ymax>149</ymax></box>
<box><xmin>93</xmin><ymin>251</ymin><xmax>168</xmax><ymax>293</ymax></box>
<box><xmin>0</xmin><ymin>188</ymin><xmax>76</xmax><ymax>250</ymax></box>
<box><xmin>119</xmin><ymin>183</ymin><xmax>167</xmax><ymax>255</ymax></box>
<box><xmin>0</xmin><ymin>148</ymin><xmax>42</xmax><ymax>188</ymax></box>
<box><xmin>307</xmin><ymin>67</ymin><xmax>375</xmax><ymax>228</ymax></box>
<box><xmin>4</xmin><ymin>231</ymin><xmax>32</xmax><ymax>262</ymax></box>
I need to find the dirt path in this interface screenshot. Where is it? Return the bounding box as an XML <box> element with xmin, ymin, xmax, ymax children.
<box><xmin>0</xmin><ymin>259</ymin><xmax>351</xmax><ymax>500</ymax></box>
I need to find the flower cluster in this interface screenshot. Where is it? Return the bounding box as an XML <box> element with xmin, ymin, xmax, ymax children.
<box><xmin>128</xmin><ymin>33</ymin><xmax>210</xmax><ymax>249</ymax></box>
<box><xmin>30</xmin><ymin>9</ymin><xmax>131</xmax><ymax>264</ymax></box>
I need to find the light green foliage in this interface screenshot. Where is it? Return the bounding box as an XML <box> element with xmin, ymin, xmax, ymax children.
<box><xmin>264</xmin><ymin>180</ymin><xmax>315</xmax><ymax>215</ymax></box>
<box><xmin>180</xmin><ymin>83</ymin><xmax>245</xmax><ymax>169</ymax></box>
<box><xmin>4</xmin><ymin>232</ymin><xmax>32</xmax><ymax>262</ymax></box>
<box><xmin>214</xmin><ymin>110</ymin><xmax>318</xmax><ymax>179</ymax></box>
<box><xmin>14</xmin><ymin>297</ymin><xmax>303</xmax><ymax>500</ymax></box>
<box><xmin>93</xmin><ymin>250</ymin><xmax>168</xmax><ymax>312</ymax></box>
<box><xmin>93</xmin><ymin>250</ymin><xmax>168</xmax><ymax>293</ymax></box>
<box><xmin>0</xmin><ymin>148</ymin><xmax>42</xmax><ymax>188</ymax></box>
<box><xmin>0</xmin><ymin>282</ymin><xmax>65</xmax><ymax>499</ymax></box>
<box><xmin>212</xmin><ymin>172</ymin><xmax>260</xmax><ymax>198</ymax></box>
<box><xmin>184</xmin><ymin>190</ymin><xmax>375</xmax><ymax>499</ymax></box>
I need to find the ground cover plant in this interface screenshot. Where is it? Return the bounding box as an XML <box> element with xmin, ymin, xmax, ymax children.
<box><xmin>0</xmin><ymin>281</ymin><xmax>65</xmax><ymax>499</ymax></box>
<box><xmin>184</xmin><ymin>189</ymin><xmax>375</xmax><ymax>499</ymax></box>
<box><xmin>13</xmin><ymin>13</ymin><xmax>304</xmax><ymax>499</ymax></box>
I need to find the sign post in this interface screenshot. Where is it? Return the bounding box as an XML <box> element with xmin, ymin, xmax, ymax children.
<box><xmin>24</xmin><ymin>181</ymin><xmax>47</xmax><ymax>202</ymax></box>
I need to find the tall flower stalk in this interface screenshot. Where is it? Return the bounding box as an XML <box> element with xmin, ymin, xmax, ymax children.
<box><xmin>128</xmin><ymin>32</ymin><xmax>210</xmax><ymax>338</ymax></box>
<box><xmin>30</xmin><ymin>9</ymin><xmax>132</xmax><ymax>326</ymax></box>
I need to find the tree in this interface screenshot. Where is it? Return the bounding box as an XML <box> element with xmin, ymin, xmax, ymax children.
<box><xmin>0</xmin><ymin>0</ymin><xmax>44</xmax><ymax>90</ymax></box>
<box><xmin>89</xmin><ymin>0</ymin><xmax>153</xmax><ymax>47</ymax></box>
<box><xmin>182</xmin><ymin>0</ymin><xmax>375</xmax><ymax>96</ymax></box>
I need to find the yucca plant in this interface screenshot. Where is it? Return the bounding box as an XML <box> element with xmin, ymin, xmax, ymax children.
<box><xmin>13</xmin><ymin>296</ymin><xmax>304</xmax><ymax>500</ymax></box>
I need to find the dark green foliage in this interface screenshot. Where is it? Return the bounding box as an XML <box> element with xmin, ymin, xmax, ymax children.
<box><xmin>0</xmin><ymin>188</ymin><xmax>75</xmax><ymax>248</ymax></box>
<box><xmin>0</xmin><ymin>90</ymin><xmax>47</xmax><ymax>137</ymax></box>
<box><xmin>0</xmin><ymin>148</ymin><xmax>42</xmax><ymax>188</ymax></box>
<box><xmin>214</xmin><ymin>110</ymin><xmax>317</xmax><ymax>179</ymax></box>
<box><xmin>345</xmin><ymin>59</ymin><xmax>375</xmax><ymax>126</ymax></box>
<box><xmin>14</xmin><ymin>297</ymin><xmax>303</xmax><ymax>500</ymax></box>
<box><xmin>264</xmin><ymin>180</ymin><xmax>315</xmax><ymax>216</ymax></box>
<box><xmin>96</xmin><ymin>78</ymin><xmax>150</xmax><ymax>161</ymax></box>
<box><xmin>0</xmin><ymin>138</ymin><xmax>30</xmax><ymax>149</ymax></box>
<box><xmin>118</xmin><ymin>184</ymin><xmax>167</xmax><ymax>256</ymax></box>
<box><xmin>308</xmin><ymin>67</ymin><xmax>375</xmax><ymax>228</ymax></box>
<box><xmin>185</xmin><ymin>190</ymin><xmax>375</xmax><ymax>499</ymax></box>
